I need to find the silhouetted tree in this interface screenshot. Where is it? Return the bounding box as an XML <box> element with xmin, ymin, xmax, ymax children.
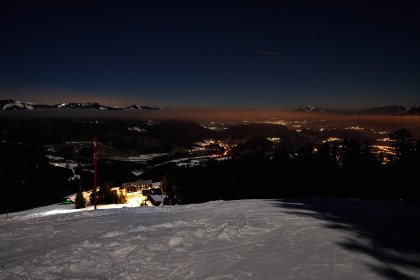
<box><xmin>316</xmin><ymin>142</ymin><xmax>331</xmax><ymax>165</ymax></box>
<box><xmin>97</xmin><ymin>181</ymin><xmax>115</xmax><ymax>204</ymax></box>
<box><xmin>415</xmin><ymin>140</ymin><xmax>420</xmax><ymax>167</ymax></box>
<box><xmin>75</xmin><ymin>190</ymin><xmax>86</xmax><ymax>209</ymax></box>
<box><xmin>361</xmin><ymin>140</ymin><xmax>378</xmax><ymax>167</ymax></box>
<box><xmin>160</xmin><ymin>172</ymin><xmax>180</xmax><ymax>204</ymax></box>
<box><xmin>103</xmin><ymin>184</ymin><xmax>114</xmax><ymax>204</ymax></box>
<box><xmin>331</xmin><ymin>142</ymin><xmax>339</xmax><ymax>164</ymax></box>
<box><xmin>274</xmin><ymin>147</ymin><xmax>289</xmax><ymax>161</ymax></box>
<box><xmin>390</xmin><ymin>128</ymin><xmax>415</xmax><ymax>166</ymax></box>
<box><xmin>341</xmin><ymin>138</ymin><xmax>361</xmax><ymax>167</ymax></box>
<box><xmin>295</xmin><ymin>143</ymin><xmax>314</xmax><ymax>163</ymax></box>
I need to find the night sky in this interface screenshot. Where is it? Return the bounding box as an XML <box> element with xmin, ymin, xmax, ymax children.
<box><xmin>1</xmin><ymin>1</ymin><xmax>419</xmax><ymax>109</ymax></box>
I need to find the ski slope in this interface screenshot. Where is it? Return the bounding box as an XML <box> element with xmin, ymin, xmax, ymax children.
<box><xmin>1</xmin><ymin>199</ymin><xmax>419</xmax><ymax>279</ymax></box>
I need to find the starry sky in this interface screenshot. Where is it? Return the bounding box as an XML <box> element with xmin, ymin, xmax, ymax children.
<box><xmin>1</xmin><ymin>1</ymin><xmax>419</xmax><ymax>109</ymax></box>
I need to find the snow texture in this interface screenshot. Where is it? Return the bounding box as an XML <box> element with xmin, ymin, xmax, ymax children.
<box><xmin>1</xmin><ymin>199</ymin><xmax>420</xmax><ymax>279</ymax></box>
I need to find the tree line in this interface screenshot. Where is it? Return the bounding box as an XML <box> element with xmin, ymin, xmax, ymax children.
<box><xmin>160</xmin><ymin>128</ymin><xmax>420</xmax><ymax>204</ymax></box>
<box><xmin>1</xmin><ymin>127</ymin><xmax>419</xmax><ymax>214</ymax></box>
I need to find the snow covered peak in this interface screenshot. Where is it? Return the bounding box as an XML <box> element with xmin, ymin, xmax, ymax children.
<box><xmin>126</xmin><ymin>104</ymin><xmax>143</xmax><ymax>110</ymax></box>
<box><xmin>126</xmin><ymin>104</ymin><xmax>160</xmax><ymax>110</ymax></box>
<box><xmin>0</xmin><ymin>99</ymin><xmax>161</xmax><ymax>111</ymax></box>
<box><xmin>0</xmin><ymin>99</ymin><xmax>34</xmax><ymax>110</ymax></box>
<box><xmin>293</xmin><ymin>106</ymin><xmax>337</xmax><ymax>113</ymax></box>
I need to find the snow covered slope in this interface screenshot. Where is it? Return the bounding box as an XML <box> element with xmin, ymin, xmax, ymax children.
<box><xmin>1</xmin><ymin>199</ymin><xmax>419</xmax><ymax>279</ymax></box>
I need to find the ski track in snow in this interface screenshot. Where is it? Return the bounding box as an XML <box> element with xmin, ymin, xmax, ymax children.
<box><xmin>0</xmin><ymin>199</ymin><xmax>419</xmax><ymax>279</ymax></box>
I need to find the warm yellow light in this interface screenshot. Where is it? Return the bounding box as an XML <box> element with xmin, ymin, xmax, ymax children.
<box><xmin>326</xmin><ymin>137</ymin><xmax>342</xmax><ymax>142</ymax></box>
<box><xmin>345</xmin><ymin>126</ymin><xmax>364</xmax><ymax>130</ymax></box>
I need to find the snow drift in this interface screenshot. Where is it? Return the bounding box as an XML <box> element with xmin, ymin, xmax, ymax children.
<box><xmin>1</xmin><ymin>199</ymin><xmax>419</xmax><ymax>279</ymax></box>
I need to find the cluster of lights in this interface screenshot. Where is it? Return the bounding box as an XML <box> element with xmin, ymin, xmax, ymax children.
<box><xmin>325</xmin><ymin>137</ymin><xmax>342</xmax><ymax>142</ymax></box>
<box><xmin>376</xmin><ymin>137</ymin><xmax>395</xmax><ymax>142</ymax></box>
<box><xmin>201</xmin><ymin>125</ymin><xmax>226</xmax><ymax>131</ymax></box>
<box><xmin>371</xmin><ymin>145</ymin><xmax>396</xmax><ymax>155</ymax></box>
<box><xmin>345</xmin><ymin>126</ymin><xmax>365</xmax><ymax>130</ymax></box>
<box><xmin>193</xmin><ymin>139</ymin><xmax>236</xmax><ymax>157</ymax></box>
<box><xmin>260</xmin><ymin>120</ymin><xmax>287</xmax><ymax>126</ymax></box>
<box><xmin>371</xmin><ymin>130</ymin><xmax>388</xmax><ymax>135</ymax></box>
<box><xmin>200</xmin><ymin>121</ymin><xmax>228</xmax><ymax>131</ymax></box>
<box><xmin>267</xmin><ymin>137</ymin><xmax>281</xmax><ymax>143</ymax></box>
<box><xmin>193</xmin><ymin>139</ymin><xmax>217</xmax><ymax>151</ymax></box>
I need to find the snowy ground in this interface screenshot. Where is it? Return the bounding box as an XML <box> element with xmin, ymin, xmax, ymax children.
<box><xmin>1</xmin><ymin>199</ymin><xmax>420</xmax><ymax>279</ymax></box>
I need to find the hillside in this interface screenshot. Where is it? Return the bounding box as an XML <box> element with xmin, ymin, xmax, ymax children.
<box><xmin>1</xmin><ymin>199</ymin><xmax>419</xmax><ymax>279</ymax></box>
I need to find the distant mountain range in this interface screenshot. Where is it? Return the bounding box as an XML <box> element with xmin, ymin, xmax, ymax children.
<box><xmin>358</xmin><ymin>105</ymin><xmax>420</xmax><ymax>115</ymax></box>
<box><xmin>0</xmin><ymin>99</ymin><xmax>160</xmax><ymax>111</ymax></box>
<box><xmin>2</xmin><ymin>100</ymin><xmax>419</xmax><ymax>116</ymax></box>
<box><xmin>292</xmin><ymin>106</ymin><xmax>338</xmax><ymax>113</ymax></box>
<box><xmin>293</xmin><ymin>105</ymin><xmax>420</xmax><ymax>115</ymax></box>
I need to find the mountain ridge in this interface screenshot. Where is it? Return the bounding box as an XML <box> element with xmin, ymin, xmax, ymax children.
<box><xmin>293</xmin><ymin>105</ymin><xmax>420</xmax><ymax>115</ymax></box>
<box><xmin>2</xmin><ymin>100</ymin><xmax>420</xmax><ymax>115</ymax></box>
<box><xmin>0</xmin><ymin>99</ymin><xmax>160</xmax><ymax>111</ymax></box>
<box><xmin>292</xmin><ymin>106</ymin><xmax>338</xmax><ymax>113</ymax></box>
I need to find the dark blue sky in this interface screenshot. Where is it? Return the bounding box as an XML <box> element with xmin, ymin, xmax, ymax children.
<box><xmin>1</xmin><ymin>1</ymin><xmax>419</xmax><ymax>108</ymax></box>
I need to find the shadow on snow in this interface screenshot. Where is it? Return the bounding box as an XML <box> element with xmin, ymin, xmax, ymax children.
<box><xmin>272</xmin><ymin>197</ymin><xmax>420</xmax><ymax>280</ymax></box>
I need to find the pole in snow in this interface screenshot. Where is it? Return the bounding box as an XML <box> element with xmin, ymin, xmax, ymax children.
<box><xmin>92</xmin><ymin>136</ymin><xmax>98</xmax><ymax>210</ymax></box>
